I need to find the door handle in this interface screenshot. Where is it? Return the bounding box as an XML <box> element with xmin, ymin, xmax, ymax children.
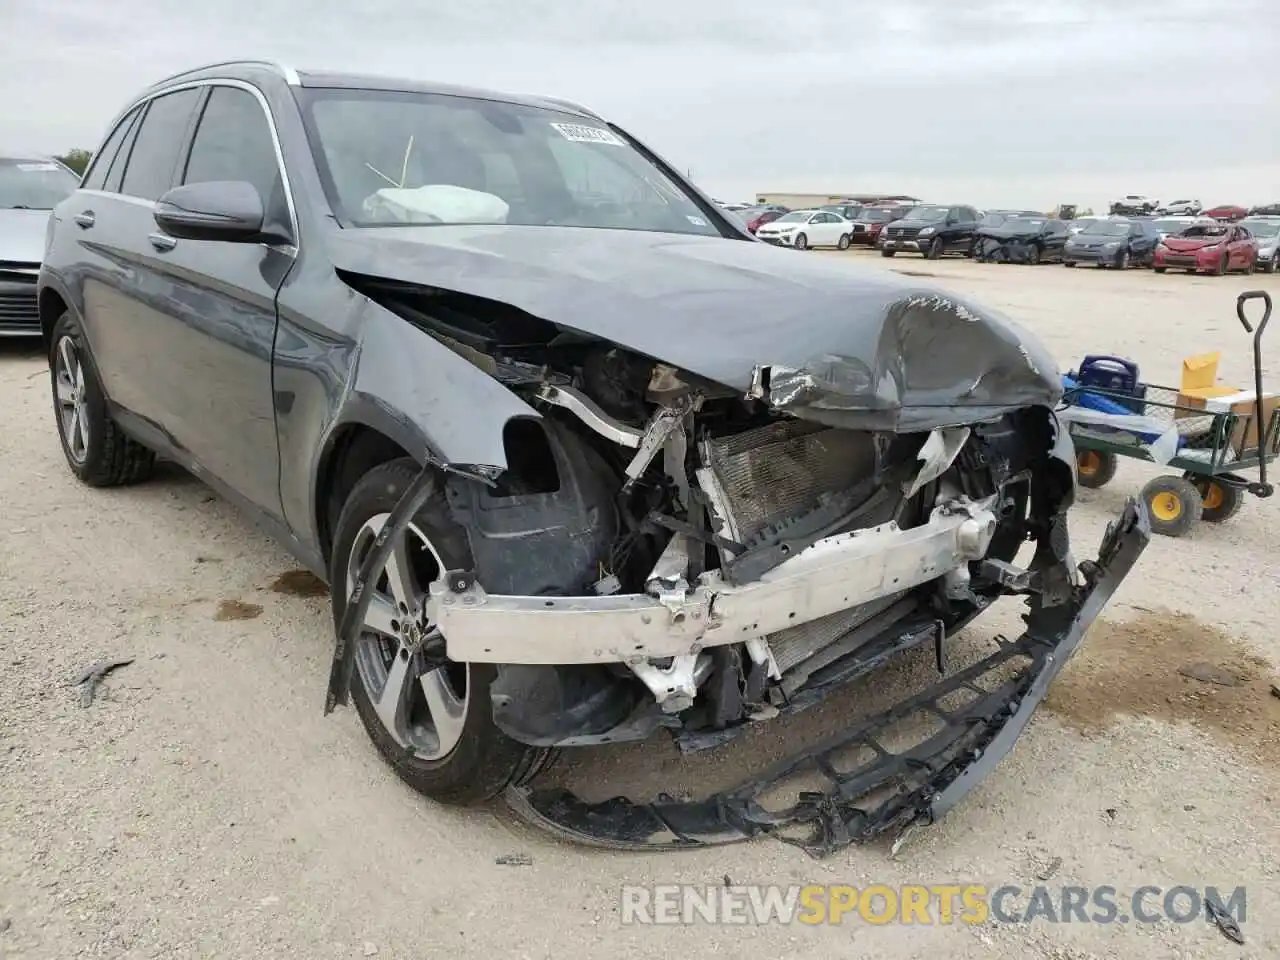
<box><xmin>73</xmin><ymin>212</ymin><xmax>95</xmax><ymax>229</ymax></box>
<box><xmin>148</xmin><ymin>233</ymin><xmax>177</xmax><ymax>252</ymax></box>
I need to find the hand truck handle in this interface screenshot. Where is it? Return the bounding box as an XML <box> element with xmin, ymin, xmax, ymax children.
<box><xmin>1236</xmin><ymin>290</ymin><xmax>1272</xmax><ymax>495</ymax></box>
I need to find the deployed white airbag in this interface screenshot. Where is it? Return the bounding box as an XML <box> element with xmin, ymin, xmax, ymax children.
<box><xmin>362</xmin><ymin>185</ymin><xmax>510</xmax><ymax>224</ymax></box>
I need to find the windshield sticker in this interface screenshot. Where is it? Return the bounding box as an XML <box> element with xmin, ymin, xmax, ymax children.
<box><xmin>686</xmin><ymin>215</ymin><xmax>707</xmax><ymax>227</ymax></box>
<box><xmin>550</xmin><ymin>122</ymin><xmax>625</xmax><ymax>146</ymax></box>
<box><xmin>17</xmin><ymin>162</ymin><xmax>61</xmax><ymax>172</ymax></box>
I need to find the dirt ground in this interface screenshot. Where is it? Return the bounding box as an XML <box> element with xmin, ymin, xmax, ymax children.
<box><xmin>2</xmin><ymin>253</ymin><xmax>1278</xmax><ymax>959</ymax></box>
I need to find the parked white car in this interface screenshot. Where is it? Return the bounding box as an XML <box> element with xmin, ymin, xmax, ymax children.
<box><xmin>755</xmin><ymin>209</ymin><xmax>853</xmax><ymax>250</ymax></box>
<box><xmin>1156</xmin><ymin>199</ymin><xmax>1202</xmax><ymax>216</ymax></box>
<box><xmin>1109</xmin><ymin>194</ymin><xmax>1160</xmax><ymax>215</ymax></box>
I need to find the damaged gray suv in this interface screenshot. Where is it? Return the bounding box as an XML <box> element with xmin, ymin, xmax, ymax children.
<box><xmin>39</xmin><ymin>61</ymin><xmax>1148</xmax><ymax>852</ymax></box>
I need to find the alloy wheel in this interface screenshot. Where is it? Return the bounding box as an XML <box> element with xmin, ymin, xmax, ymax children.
<box><xmin>54</xmin><ymin>335</ymin><xmax>90</xmax><ymax>463</ymax></box>
<box><xmin>347</xmin><ymin>513</ymin><xmax>469</xmax><ymax>760</ymax></box>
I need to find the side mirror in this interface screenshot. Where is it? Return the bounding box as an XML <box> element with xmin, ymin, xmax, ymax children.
<box><xmin>154</xmin><ymin>181</ymin><xmax>285</xmax><ymax>244</ymax></box>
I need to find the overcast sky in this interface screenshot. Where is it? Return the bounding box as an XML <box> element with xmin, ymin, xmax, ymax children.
<box><xmin>3</xmin><ymin>0</ymin><xmax>1277</xmax><ymax>210</ymax></box>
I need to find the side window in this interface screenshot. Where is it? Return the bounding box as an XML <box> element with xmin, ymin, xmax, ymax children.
<box><xmin>182</xmin><ymin>86</ymin><xmax>283</xmax><ymax>212</ymax></box>
<box><xmin>81</xmin><ymin>107</ymin><xmax>141</xmax><ymax>191</ymax></box>
<box><xmin>964</xmin><ymin>207</ymin><xmax>979</xmax><ymax>221</ymax></box>
<box><xmin>120</xmin><ymin>88</ymin><xmax>202</xmax><ymax>201</ymax></box>
<box><xmin>103</xmin><ymin>108</ymin><xmax>144</xmax><ymax>194</ymax></box>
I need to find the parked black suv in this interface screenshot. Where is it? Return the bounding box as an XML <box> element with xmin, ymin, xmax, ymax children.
<box><xmin>34</xmin><ymin>61</ymin><xmax>1147</xmax><ymax>846</ymax></box>
<box><xmin>880</xmin><ymin>204</ymin><xmax>981</xmax><ymax>259</ymax></box>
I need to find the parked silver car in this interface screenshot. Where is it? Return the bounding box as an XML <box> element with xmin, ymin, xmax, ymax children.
<box><xmin>1</xmin><ymin>154</ymin><xmax>80</xmax><ymax>336</ymax></box>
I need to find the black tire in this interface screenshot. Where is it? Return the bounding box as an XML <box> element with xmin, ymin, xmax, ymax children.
<box><xmin>837</xmin><ymin>233</ymin><xmax>851</xmax><ymax>250</ymax></box>
<box><xmin>881</xmin><ymin>248</ymin><xmax>896</xmax><ymax>258</ymax></box>
<box><xmin>925</xmin><ymin>237</ymin><xmax>944</xmax><ymax>260</ymax></box>
<box><xmin>1189</xmin><ymin>477</ymin><xmax>1244</xmax><ymax>524</ymax></box>
<box><xmin>794</xmin><ymin>232</ymin><xmax>808</xmax><ymax>251</ymax></box>
<box><xmin>330</xmin><ymin>458</ymin><xmax>546</xmax><ymax>805</ymax></box>
<box><xmin>1116</xmin><ymin>249</ymin><xmax>1131</xmax><ymax>270</ymax></box>
<box><xmin>1075</xmin><ymin>450</ymin><xmax>1117</xmax><ymax>489</ymax></box>
<box><xmin>1264</xmin><ymin>259</ymin><xmax>1277</xmax><ymax>274</ymax></box>
<box><xmin>1064</xmin><ymin>260</ymin><xmax>1076</xmax><ymax>267</ymax></box>
<box><xmin>1153</xmin><ymin>266</ymin><xmax>1167</xmax><ymax>274</ymax></box>
<box><xmin>48</xmin><ymin>311</ymin><xmax>156</xmax><ymax>487</ymax></box>
<box><xmin>1140</xmin><ymin>474</ymin><xmax>1202</xmax><ymax>537</ymax></box>
<box><xmin>1244</xmin><ymin>255</ymin><xmax>1256</xmax><ymax>276</ymax></box>
<box><xmin>1215</xmin><ymin>251</ymin><xmax>1229</xmax><ymax>275</ymax></box>
<box><xmin>1027</xmin><ymin>245</ymin><xmax>1041</xmax><ymax>265</ymax></box>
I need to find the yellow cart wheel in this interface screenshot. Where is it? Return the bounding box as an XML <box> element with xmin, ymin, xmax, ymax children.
<box><xmin>1190</xmin><ymin>477</ymin><xmax>1244</xmax><ymax>524</ymax></box>
<box><xmin>1140</xmin><ymin>474</ymin><xmax>1202</xmax><ymax>537</ymax></box>
<box><xmin>1076</xmin><ymin>450</ymin><xmax>1118</xmax><ymax>489</ymax></box>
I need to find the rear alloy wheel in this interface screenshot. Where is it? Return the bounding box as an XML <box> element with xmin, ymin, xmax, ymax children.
<box><xmin>837</xmin><ymin>233</ymin><xmax>851</xmax><ymax>250</ymax></box>
<box><xmin>1140</xmin><ymin>474</ymin><xmax>1202</xmax><ymax>537</ymax></box>
<box><xmin>49</xmin><ymin>311</ymin><xmax>156</xmax><ymax>487</ymax></box>
<box><xmin>331</xmin><ymin>459</ymin><xmax>546</xmax><ymax>805</ymax></box>
<box><xmin>794</xmin><ymin>232</ymin><xmax>808</xmax><ymax>251</ymax></box>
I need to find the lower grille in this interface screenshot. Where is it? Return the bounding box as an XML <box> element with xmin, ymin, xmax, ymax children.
<box><xmin>0</xmin><ymin>288</ymin><xmax>39</xmax><ymax>327</ymax></box>
<box><xmin>699</xmin><ymin>419</ymin><xmax>876</xmax><ymax>545</ymax></box>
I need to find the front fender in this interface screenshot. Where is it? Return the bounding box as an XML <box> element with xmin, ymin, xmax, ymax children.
<box><xmin>334</xmin><ymin>300</ymin><xmax>540</xmax><ymax>471</ymax></box>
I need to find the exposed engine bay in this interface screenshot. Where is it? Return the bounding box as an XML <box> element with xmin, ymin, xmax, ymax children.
<box><xmin>326</xmin><ymin>274</ymin><xmax>1150</xmax><ymax>853</ymax></box>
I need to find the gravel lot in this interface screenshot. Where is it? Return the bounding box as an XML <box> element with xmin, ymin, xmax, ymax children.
<box><xmin>2</xmin><ymin>253</ymin><xmax>1278</xmax><ymax>959</ymax></box>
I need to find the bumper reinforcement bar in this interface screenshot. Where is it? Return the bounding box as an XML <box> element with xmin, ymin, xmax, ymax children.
<box><xmin>505</xmin><ymin>499</ymin><xmax>1149</xmax><ymax>856</ymax></box>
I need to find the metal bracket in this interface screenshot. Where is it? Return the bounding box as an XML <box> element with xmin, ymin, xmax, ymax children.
<box><xmin>630</xmin><ymin>654</ymin><xmax>705</xmax><ymax>713</ymax></box>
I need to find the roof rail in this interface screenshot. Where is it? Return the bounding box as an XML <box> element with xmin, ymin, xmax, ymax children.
<box><xmin>152</xmin><ymin>59</ymin><xmax>300</xmax><ymax>87</ymax></box>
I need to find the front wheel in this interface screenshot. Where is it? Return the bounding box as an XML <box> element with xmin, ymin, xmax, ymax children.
<box><xmin>793</xmin><ymin>232</ymin><xmax>808</xmax><ymax>251</ymax></box>
<box><xmin>331</xmin><ymin>459</ymin><xmax>547</xmax><ymax>805</ymax></box>
<box><xmin>1141</xmin><ymin>474</ymin><xmax>1202</xmax><ymax>537</ymax></box>
<box><xmin>1264</xmin><ymin>259</ymin><xmax>1277</xmax><ymax>274</ymax></box>
<box><xmin>1215</xmin><ymin>252</ymin><xmax>1229</xmax><ymax>275</ymax></box>
<box><xmin>881</xmin><ymin>248</ymin><xmax>896</xmax><ymax>258</ymax></box>
<box><xmin>1027</xmin><ymin>245</ymin><xmax>1041</xmax><ymax>265</ymax></box>
<box><xmin>837</xmin><ymin>233</ymin><xmax>851</xmax><ymax>250</ymax></box>
<box><xmin>1190</xmin><ymin>477</ymin><xmax>1244</xmax><ymax>524</ymax></box>
<box><xmin>925</xmin><ymin>237</ymin><xmax>944</xmax><ymax>260</ymax></box>
<box><xmin>1153</xmin><ymin>266</ymin><xmax>1167</xmax><ymax>274</ymax></box>
<box><xmin>1116</xmin><ymin>249</ymin><xmax>1131</xmax><ymax>269</ymax></box>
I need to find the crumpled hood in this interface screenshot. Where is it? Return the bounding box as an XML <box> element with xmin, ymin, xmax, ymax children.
<box><xmin>326</xmin><ymin>224</ymin><xmax>1063</xmax><ymax>431</ymax></box>
<box><xmin>0</xmin><ymin>208</ymin><xmax>51</xmax><ymax>264</ymax></box>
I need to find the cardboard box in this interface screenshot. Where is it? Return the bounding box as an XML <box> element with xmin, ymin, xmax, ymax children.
<box><xmin>1181</xmin><ymin>351</ymin><xmax>1222</xmax><ymax>392</ymax></box>
<box><xmin>1177</xmin><ymin>389</ymin><xmax>1280</xmax><ymax>457</ymax></box>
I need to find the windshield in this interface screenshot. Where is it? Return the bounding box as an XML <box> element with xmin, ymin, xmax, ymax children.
<box><xmin>1081</xmin><ymin>220</ymin><xmax>1131</xmax><ymax>237</ymax></box>
<box><xmin>1153</xmin><ymin>218</ymin><xmax>1190</xmax><ymax>234</ymax></box>
<box><xmin>903</xmin><ymin>205</ymin><xmax>949</xmax><ymax>222</ymax></box>
<box><xmin>1244</xmin><ymin>220</ymin><xmax>1280</xmax><ymax>238</ymax></box>
<box><xmin>300</xmin><ymin>89</ymin><xmax>722</xmax><ymax>235</ymax></box>
<box><xmin>774</xmin><ymin>211</ymin><xmax>811</xmax><ymax>223</ymax></box>
<box><xmin>0</xmin><ymin>158</ymin><xmax>79</xmax><ymax>210</ymax></box>
<box><xmin>1004</xmin><ymin>217</ymin><xmax>1046</xmax><ymax>232</ymax></box>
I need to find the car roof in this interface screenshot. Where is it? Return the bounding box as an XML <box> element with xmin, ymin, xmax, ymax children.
<box><xmin>144</xmin><ymin>60</ymin><xmax>600</xmax><ymax>120</ymax></box>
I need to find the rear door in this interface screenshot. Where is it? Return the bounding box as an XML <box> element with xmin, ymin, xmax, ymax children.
<box><xmin>78</xmin><ymin>87</ymin><xmax>204</xmax><ymax>425</ymax></box>
<box><xmin>139</xmin><ymin>82</ymin><xmax>297</xmax><ymax>518</ymax></box>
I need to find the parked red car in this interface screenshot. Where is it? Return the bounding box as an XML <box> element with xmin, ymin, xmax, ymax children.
<box><xmin>739</xmin><ymin>206</ymin><xmax>787</xmax><ymax>234</ymax></box>
<box><xmin>1203</xmin><ymin>204</ymin><xmax>1248</xmax><ymax>222</ymax></box>
<box><xmin>1152</xmin><ymin>222</ymin><xmax>1258</xmax><ymax>275</ymax></box>
<box><xmin>849</xmin><ymin>204</ymin><xmax>915</xmax><ymax>246</ymax></box>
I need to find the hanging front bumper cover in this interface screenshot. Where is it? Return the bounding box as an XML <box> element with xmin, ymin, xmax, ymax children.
<box><xmin>504</xmin><ymin>498</ymin><xmax>1150</xmax><ymax>857</ymax></box>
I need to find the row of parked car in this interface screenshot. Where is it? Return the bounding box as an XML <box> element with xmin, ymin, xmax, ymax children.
<box><xmin>720</xmin><ymin>199</ymin><xmax>1279</xmax><ymax>276</ymax></box>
